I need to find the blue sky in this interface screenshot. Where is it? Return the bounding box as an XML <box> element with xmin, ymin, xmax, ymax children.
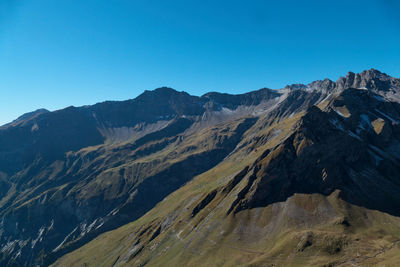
<box><xmin>1</xmin><ymin>0</ymin><xmax>400</xmax><ymax>125</ymax></box>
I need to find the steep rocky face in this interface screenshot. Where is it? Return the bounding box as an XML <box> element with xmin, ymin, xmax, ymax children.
<box><xmin>336</xmin><ymin>69</ymin><xmax>400</xmax><ymax>93</ymax></box>
<box><xmin>287</xmin><ymin>69</ymin><xmax>400</xmax><ymax>100</ymax></box>
<box><xmin>89</xmin><ymin>87</ymin><xmax>206</xmax><ymax>127</ymax></box>
<box><xmin>229</xmin><ymin>93</ymin><xmax>400</xmax><ymax>216</ymax></box>
<box><xmin>0</xmin><ymin>115</ymin><xmax>257</xmax><ymax>265</ymax></box>
<box><xmin>0</xmin><ymin>87</ymin><xmax>281</xmax><ymax>176</ymax></box>
<box><xmin>0</xmin><ymin>86</ymin><xmax>276</xmax><ymax>266</ymax></box>
<box><xmin>1</xmin><ymin>69</ymin><xmax>400</xmax><ymax>266</ymax></box>
<box><xmin>52</xmin><ymin>87</ymin><xmax>400</xmax><ymax>267</ymax></box>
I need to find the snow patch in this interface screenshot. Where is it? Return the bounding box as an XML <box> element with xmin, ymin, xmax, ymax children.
<box><xmin>48</xmin><ymin>219</ymin><xmax>54</xmax><ymax>231</ymax></box>
<box><xmin>53</xmin><ymin>226</ymin><xmax>79</xmax><ymax>252</ymax></box>
<box><xmin>31</xmin><ymin>226</ymin><xmax>45</xmax><ymax>248</ymax></box>
<box><xmin>1</xmin><ymin>241</ymin><xmax>17</xmax><ymax>253</ymax></box>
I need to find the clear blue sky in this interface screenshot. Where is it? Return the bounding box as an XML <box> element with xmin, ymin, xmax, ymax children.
<box><xmin>1</xmin><ymin>0</ymin><xmax>400</xmax><ymax>125</ymax></box>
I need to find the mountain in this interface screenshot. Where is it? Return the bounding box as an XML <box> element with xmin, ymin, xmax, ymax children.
<box><xmin>1</xmin><ymin>69</ymin><xmax>400</xmax><ymax>266</ymax></box>
<box><xmin>0</xmin><ymin>109</ymin><xmax>50</xmax><ymax>129</ymax></box>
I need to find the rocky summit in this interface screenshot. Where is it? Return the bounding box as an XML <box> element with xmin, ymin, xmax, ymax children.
<box><xmin>1</xmin><ymin>69</ymin><xmax>400</xmax><ymax>266</ymax></box>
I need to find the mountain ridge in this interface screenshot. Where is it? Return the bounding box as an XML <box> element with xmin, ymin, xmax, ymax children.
<box><xmin>54</xmin><ymin>81</ymin><xmax>400</xmax><ymax>266</ymax></box>
<box><xmin>1</xmin><ymin>69</ymin><xmax>400</xmax><ymax>266</ymax></box>
<box><xmin>4</xmin><ymin>68</ymin><xmax>398</xmax><ymax>129</ymax></box>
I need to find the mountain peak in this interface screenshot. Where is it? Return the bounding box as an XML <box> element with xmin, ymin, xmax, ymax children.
<box><xmin>152</xmin><ymin>86</ymin><xmax>179</xmax><ymax>93</ymax></box>
<box><xmin>307</xmin><ymin>78</ymin><xmax>336</xmax><ymax>92</ymax></box>
<box><xmin>2</xmin><ymin>69</ymin><xmax>400</xmax><ymax>266</ymax></box>
<box><xmin>15</xmin><ymin>108</ymin><xmax>49</xmax><ymax>120</ymax></box>
<box><xmin>1</xmin><ymin>108</ymin><xmax>49</xmax><ymax>128</ymax></box>
<box><xmin>334</xmin><ymin>68</ymin><xmax>399</xmax><ymax>92</ymax></box>
<box><xmin>343</xmin><ymin>69</ymin><xmax>388</xmax><ymax>81</ymax></box>
<box><xmin>138</xmin><ymin>87</ymin><xmax>191</xmax><ymax>100</ymax></box>
<box><xmin>282</xmin><ymin>69</ymin><xmax>398</xmax><ymax>94</ymax></box>
<box><xmin>284</xmin><ymin>83</ymin><xmax>308</xmax><ymax>90</ymax></box>
<box><xmin>361</xmin><ymin>68</ymin><xmax>385</xmax><ymax>75</ymax></box>
<box><xmin>359</xmin><ymin>68</ymin><xmax>392</xmax><ymax>81</ymax></box>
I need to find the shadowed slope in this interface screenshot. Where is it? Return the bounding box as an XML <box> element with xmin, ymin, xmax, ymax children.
<box><xmin>53</xmin><ymin>89</ymin><xmax>400</xmax><ymax>267</ymax></box>
<box><xmin>2</xmin><ymin>69</ymin><xmax>400</xmax><ymax>266</ymax></box>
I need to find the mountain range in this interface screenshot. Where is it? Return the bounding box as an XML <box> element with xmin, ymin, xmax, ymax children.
<box><xmin>1</xmin><ymin>69</ymin><xmax>400</xmax><ymax>266</ymax></box>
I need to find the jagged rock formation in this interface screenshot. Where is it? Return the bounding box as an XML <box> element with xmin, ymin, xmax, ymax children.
<box><xmin>1</xmin><ymin>69</ymin><xmax>400</xmax><ymax>266</ymax></box>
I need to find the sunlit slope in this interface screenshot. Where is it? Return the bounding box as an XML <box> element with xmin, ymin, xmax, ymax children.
<box><xmin>0</xmin><ymin>87</ymin><xmax>282</xmax><ymax>265</ymax></box>
<box><xmin>56</xmin><ymin>192</ymin><xmax>400</xmax><ymax>267</ymax></box>
<box><xmin>54</xmin><ymin>89</ymin><xmax>400</xmax><ymax>266</ymax></box>
<box><xmin>1</xmin><ymin>69</ymin><xmax>400</xmax><ymax>266</ymax></box>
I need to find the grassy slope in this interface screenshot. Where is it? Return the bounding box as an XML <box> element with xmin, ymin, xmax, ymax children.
<box><xmin>0</xmin><ymin>114</ymin><xmax>266</xmax><ymax>267</ymax></box>
<box><xmin>53</xmin><ymin>111</ymin><xmax>400</xmax><ymax>267</ymax></box>
<box><xmin>54</xmin><ymin>186</ymin><xmax>400</xmax><ymax>267</ymax></box>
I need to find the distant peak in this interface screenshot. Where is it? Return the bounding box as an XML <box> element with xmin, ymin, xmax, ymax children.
<box><xmin>1</xmin><ymin>108</ymin><xmax>49</xmax><ymax>128</ymax></box>
<box><xmin>359</xmin><ymin>68</ymin><xmax>389</xmax><ymax>79</ymax></box>
<box><xmin>363</xmin><ymin>68</ymin><xmax>383</xmax><ymax>74</ymax></box>
<box><xmin>281</xmin><ymin>69</ymin><xmax>397</xmax><ymax>94</ymax></box>
<box><xmin>153</xmin><ymin>87</ymin><xmax>178</xmax><ymax>93</ymax></box>
<box><xmin>342</xmin><ymin>68</ymin><xmax>388</xmax><ymax>80</ymax></box>
<box><xmin>16</xmin><ymin>108</ymin><xmax>49</xmax><ymax>121</ymax></box>
<box><xmin>138</xmin><ymin>87</ymin><xmax>182</xmax><ymax>99</ymax></box>
<box><xmin>334</xmin><ymin>68</ymin><xmax>398</xmax><ymax>92</ymax></box>
<box><xmin>285</xmin><ymin>83</ymin><xmax>307</xmax><ymax>90</ymax></box>
<box><xmin>140</xmin><ymin>87</ymin><xmax>189</xmax><ymax>97</ymax></box>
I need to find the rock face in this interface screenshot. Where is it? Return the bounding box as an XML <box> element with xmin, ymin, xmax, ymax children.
<box><xmin>229</xmin><ymin>93</ymin><xmax>400</xmax><ymax>216</ymax></box>
<box><xmin>1</xmin><ymin>69</ymin><xmax>400</xmax><ymax>266</ymax></box>
<box><xmin>336</xmin><ymin>69</ymin><xmax>400</xmax><ymax>92</ymax></box>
